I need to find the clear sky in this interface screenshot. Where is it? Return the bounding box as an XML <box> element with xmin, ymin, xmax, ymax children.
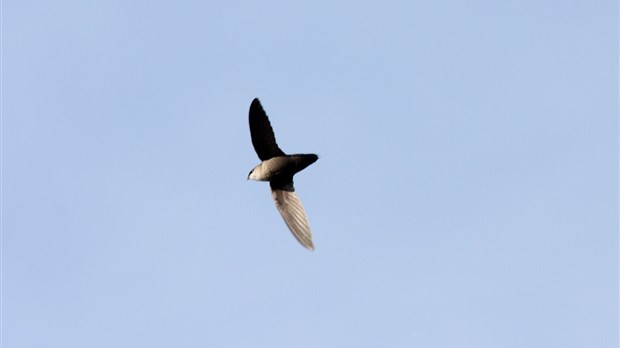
<box><xmin>3</xmin><ymin>1</ymin><xmax>618</xmax><ymax>347</ymax></box>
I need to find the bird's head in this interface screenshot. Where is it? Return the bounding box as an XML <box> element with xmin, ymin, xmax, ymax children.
<box><xmin>247</xmin><ymin>163</ymin><xmax>264</xmax><ymax>181</ymax></box>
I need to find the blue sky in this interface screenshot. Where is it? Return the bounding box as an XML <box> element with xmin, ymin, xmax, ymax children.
<box><xmin>3</xmin><ymin>1</ymin><xmax>618</xmax><ymax>347</ymax></box>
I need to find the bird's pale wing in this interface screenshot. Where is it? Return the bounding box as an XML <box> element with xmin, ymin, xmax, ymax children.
<box><xmin>249</xmin><ymin>98</ymin><xmax>286</xmax><ymax>161</ymax></box>
<box><xmin>271</xmin><ymin>188</ymin><xmax>315</xmax><ymax>251</ymax></box>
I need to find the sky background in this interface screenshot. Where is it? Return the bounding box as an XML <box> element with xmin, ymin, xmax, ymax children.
<box><xmin>3</xmin><ymin>1</ymin><xmax>618</xmax><ymax>347</ymax></box>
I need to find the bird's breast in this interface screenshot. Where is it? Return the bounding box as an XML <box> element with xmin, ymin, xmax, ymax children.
<box><xmin>268</xmin><ymin>155</ymin><xmax>317</xmax><ymax>177</ymax></box>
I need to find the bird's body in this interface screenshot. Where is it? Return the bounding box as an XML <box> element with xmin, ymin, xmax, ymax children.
<box><xmin>247</xmin><ymin>98</ymin><xmax>318</xmax><ymax>250</ymax></box>
<box><xmin>248</xmin><ymin>155</ymin><xmax>318</xmax><ymax>183</ymax></box>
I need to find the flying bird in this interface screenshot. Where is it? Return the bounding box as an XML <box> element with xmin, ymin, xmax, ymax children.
<box><xmin>247</xmin><ymin>98</ymin><xmax>318</xmax><ymax>251</ymax></box>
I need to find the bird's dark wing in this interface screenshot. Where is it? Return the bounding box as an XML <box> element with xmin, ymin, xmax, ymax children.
<box><xmin>249</xmin><ymin>98</ymin><xmax>286</xmax><ymax>161</ymax></box>
<box><xmin>271</xmin><ymin>185</ymin><xmax>314</xmax><ymax>251</ymax></box>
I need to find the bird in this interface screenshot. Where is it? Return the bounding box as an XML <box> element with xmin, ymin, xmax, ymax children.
<box><xmin>247</xmin><ymin>98</ymin><xmax>318</xmax><ymax>251</ymax></box>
